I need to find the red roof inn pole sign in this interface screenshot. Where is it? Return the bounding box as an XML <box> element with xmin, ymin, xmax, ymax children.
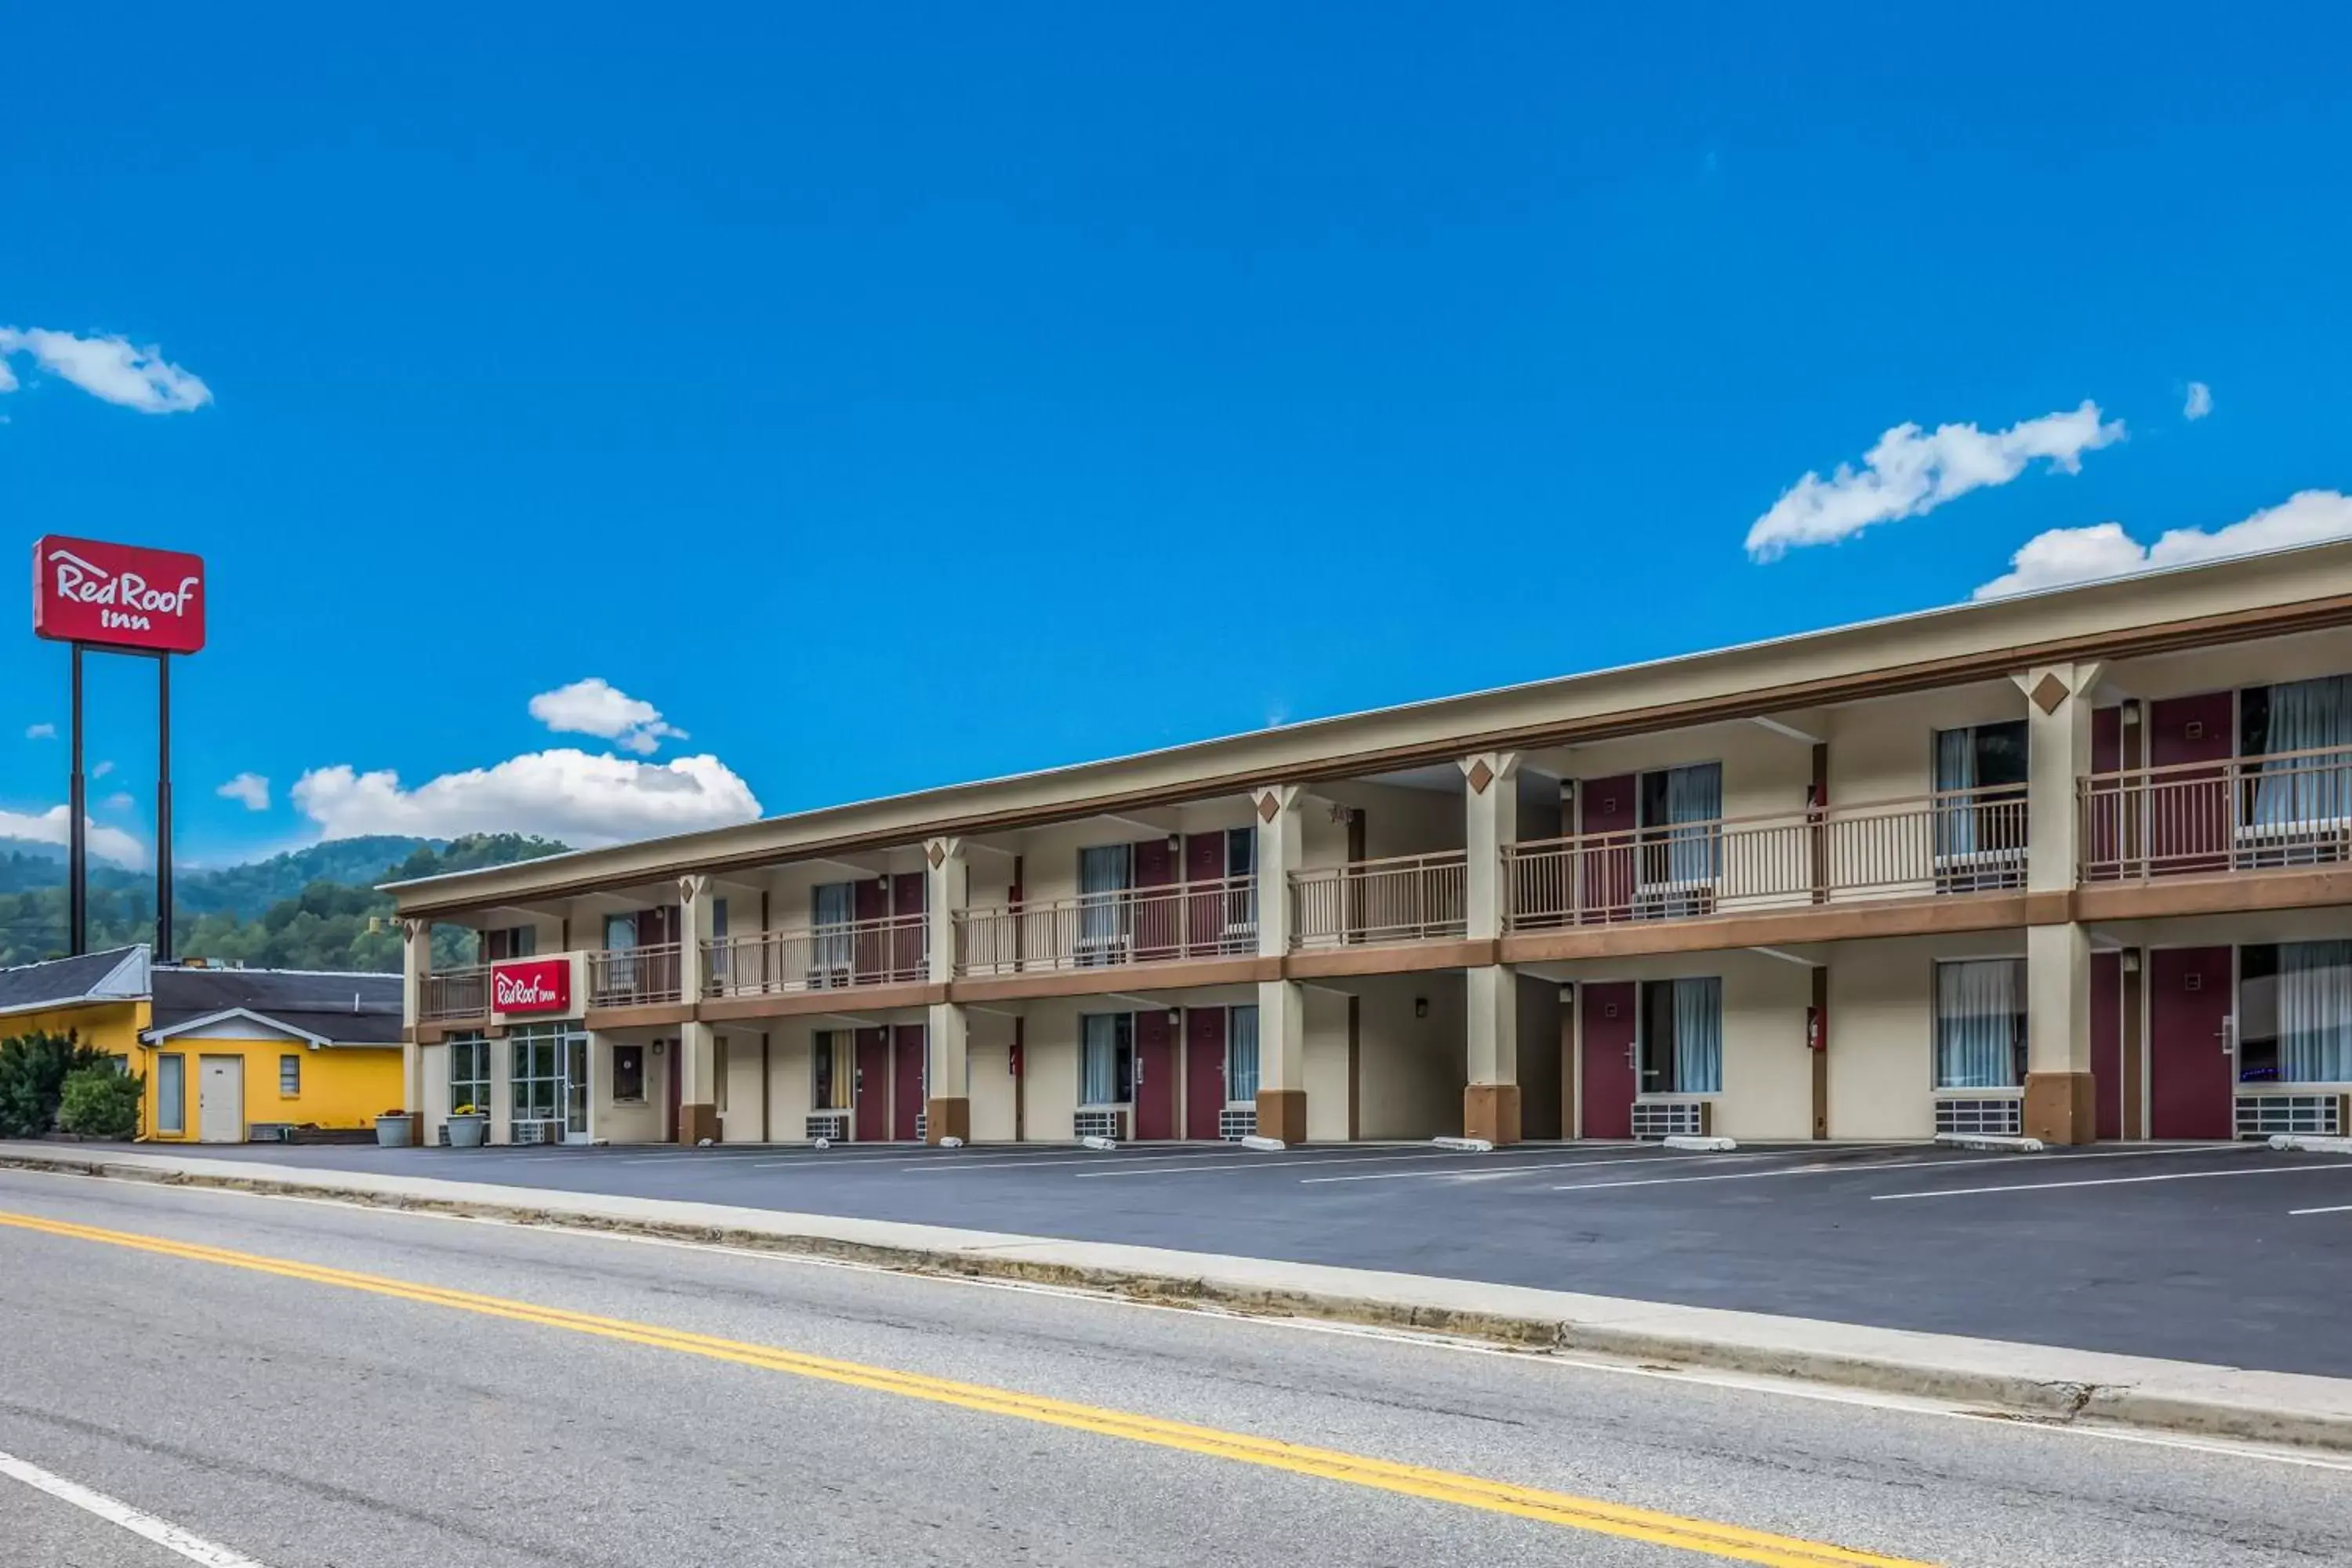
<box><xmin>32</xmin><ymin>534</ymin><xmax>207</xmax><ymax>960</ymax></box>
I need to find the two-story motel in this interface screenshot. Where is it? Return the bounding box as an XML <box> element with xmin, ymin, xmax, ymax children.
<box><xmin>389</xmin><ymin>543</ymin><xmax>2352</xmax><ymax>1152</ymax></box>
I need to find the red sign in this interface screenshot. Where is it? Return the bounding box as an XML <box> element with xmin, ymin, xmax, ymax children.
<box><xmin>492</xmin><ymin>957</ymin><xmax>572</xmax><ymax>1015</ymax></box>
<box><xmin>32</xmin><ymin>535</ymin><xmax>207</xmax><ymax>655</ymax></box>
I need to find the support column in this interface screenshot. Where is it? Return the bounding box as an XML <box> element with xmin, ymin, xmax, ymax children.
<box><xmin>1461</xmin><ymin>751</ymin><xmax>1521</xmax><ymax>1145</ymax></box>
<box><xmin>677</xmin><ymin>874</ymin><xmax>719</xmax><ymax>1144</ymax></box>
<box><xmin>925</xmin><ymin>837</ymin><xmax>971</xmax><ymax>1143</ymax></box>
<box><xmin>401</xmin><ymin>918</ymin><xmax>430</xmax><ymax>1146</ymax></box>
<box><xmin>2016</xmin><ymin>661</ymin><xmax>2100</xmax><ymax>1144</ymax></box>
<box><xmin>1253</xmin><ymin>784</ymin><xmax>1307</xmax><ymax>1142</ymax></box>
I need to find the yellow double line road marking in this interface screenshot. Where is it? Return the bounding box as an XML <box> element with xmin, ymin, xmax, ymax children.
<box><xmin>0</xmin><ymin>1208</ymin><xmax>1933</xmax><ymax>1567</ymax></box>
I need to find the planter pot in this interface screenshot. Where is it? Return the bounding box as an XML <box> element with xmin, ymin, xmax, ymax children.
<box><xmin>374</xmin><ymin>1112</ymin><xmax>416</xmax><ymax>1149</ymax></box>
<box><xmin>447</xmin><ymin>1113</ymin><xmax>490</xmax><ymax>1149</ymax></box>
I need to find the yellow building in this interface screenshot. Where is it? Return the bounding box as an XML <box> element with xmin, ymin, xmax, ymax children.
<box><xmin>0</xmin><ymin>946</ymin><xmax>402</xmax><ymax>1143</ymax></box>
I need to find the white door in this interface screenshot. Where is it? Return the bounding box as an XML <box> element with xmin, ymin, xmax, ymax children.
<box><xmin>197</xmin><ymin>1056</ymin><xmax>244</xmax><ymax>1144</ymax></box>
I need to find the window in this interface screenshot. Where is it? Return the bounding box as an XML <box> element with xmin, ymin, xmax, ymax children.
<box><xmin>2243</xmin><ymin>678</ymin><xmax>2352</xmax><ymax>831</ymax></box>
<box><xmin>448</xmin><ymin>1033</ymin><xmax>489</xmax><ymax>1114</ymax></box>
<box><xmin>812</xmin><ymin>882</ymin><xmax>856</xmax><ymax>975</ymax></box>
<box><xmin>1933</xmin><ymin>722</ymin><xmax>2029</xmax><ymax>883</ymax></box>
<box><xmin>279</xmin><ymin>1054</ymin><xmax>301</xmax><ymax>1097</ymax></box>
<box><xmin>612</xmin><ymin>1044</ymin><xmax>647</xmax><ymax>1103</ymax></box>
<box><xmin>2239</xmin><ymin>942</ymin><xmax>2352</xmax><ymax>1085</ymax></box>
<box><xmin>1080</xmin><ymin>1012</ymin><xmax>1134</xmax><ymax>1105</ymax></box>
<box><xmin>489</xmin><ymin>924</ymin><xmax>536</xmax><ymax>960</ymax></box>
<box><xmin>1636</xmin><ymin>763</ymin><xmax>1722</xmax><ymax>890</ymax></box>
<box><xmin>811</xmin><ymin>1030</ymin><xmax>852</xmax><ymax>1110</ymax></box>
<box><xmin>1224</xmin><ymin>828</ymin><xmax>1256</xmax><ymax>881</ymax></box>
<box><xmin>1225</xmin><ymin>1005</ymin><xmax>1260</xmax><ymax>1105</ymax></box>
<box><xmin>510</xmin><ymin>1027</ymin><xmax>564</xmax><ymax>1122</ymax></box>
<box><xmin>157</xmin><ymin>1054</ymin><xmax>185</xmax><ymax>1134</ymax></box>
<box><xmin>1637</xmin><ymin>977</ymin><xmax>1722</xmax><ymax>1094</ymax></box>
<box><xmin>711</xmin><ymin>898</ymin><xmax>729</xmax><ymax>939</ymax></box>
<box><xmin>1078</xmin><ymin>845</ymin><xmax>1134</xmax><ymax>961</ymax></box>
<box><xmin>1935</xmin><ymin>959</ymin><xmax>2026</xmax><ymax>1089</ymax></box>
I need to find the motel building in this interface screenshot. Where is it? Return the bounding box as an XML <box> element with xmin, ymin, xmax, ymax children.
<box><xmin>392</xmin><ymin>543</ymin><xmax>2352</xmax><ymax>1152</ymax></box>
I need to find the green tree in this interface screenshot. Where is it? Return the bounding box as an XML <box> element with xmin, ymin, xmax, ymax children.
<box><xmin>0</xmin><ymin>1029</ymin><xmax>111</xmax><ymax>1138</ymax></box>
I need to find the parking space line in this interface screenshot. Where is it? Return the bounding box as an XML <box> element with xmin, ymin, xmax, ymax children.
<box><xmin>1872</xmin><ymin>1162</ymin><xmax>2352</xmax><ymax>1202</ymax></box>
<box><xmin>1080</xmin><ymin>1148</ymin><xmax>1528</xmax><ymax>1181</ymax></box>
<box><xmin>1550</xmin><ymin>1142</ymin><xmax>2264</xmax><ymax>1196</ymax></box>
<box><xmin>2290</xmin><ymin>1203</ymin><xmax>2352</xmax><ymax>1215</ymax></box>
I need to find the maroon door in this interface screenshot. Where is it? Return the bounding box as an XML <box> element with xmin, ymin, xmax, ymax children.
<box><xmin>2086</xmin><ymin>706</ymin><xmax>2126</xmax><ymax>877</ymax></box>
<box><xmin>1580</xmin><ymin>775</ymin><xmax>1637</xmax><ymax>923</ymax></box>
<box><xmin>2148</xmin><ymin>692</ymin><xmax>2234</xmax><ymax>876</ymax></box>
<box><xmin>891</xmin><ymin>1024</ymin><xmax>926</xmax><ymax>1140</ymax></box>
<box><xmin>2092</xmin><ymin>949</ymin><xmax>2122</xmax><ymax>1142</ymax></box>
<box><xmin>1185</xmin><ymin>832</ymin><xmax>1228</xmax><ymax>956</ymax></box>
<box><xmin>1581</xmin><ymin>982</ymin><xmax>1637</xmax><ymax>1139</ymax></box>
<box><xmin>1133</xmin><ymin>1010</ymin><xmax>1178</xmax><ymax>1139</ymax></box>
<box><xmin>891</xmin><ymin>872</ymin><xmax>927</xmax><ymax>980</ymax></box>
<box><xmin>1133</xmin><ymin>839</ymin><xmax>1178</xmax><ymax>960</ymax></box>
<box><xmin>1185</xmin><ymin>1007</ymin><xmax>1226</xmax><ymax>1140</ymax></box>
<box><xmin>663</xmin><ymin>1036</ymin><xmax>681</xmax><ymax>1142</ymax></box>
<box><xmin>854</xmin><ymin>1026</ymin><xmax>890</xmax><ymax>1142</ymax></box>
<box><xmin>855</xmin><ymin>879</ymin><xmax>891</xmax><ymax>982</ymax></box>
<box><xmin>2149</xmin><ymin>946</ymin><xmax>2234</xmax><ymax>1139</ymax></box>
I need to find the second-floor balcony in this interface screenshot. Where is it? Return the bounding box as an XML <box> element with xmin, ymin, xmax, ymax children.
<box><xmin>2079</xmin><ymin>745</ymin><xmax>2352</xmax><ymax>883</ymax></box>
<box><xmin>702</xmin><ymin>914</ymin><xmax>929</xmax><ymax>998</ymax></box>
<box><xmin>954</xmin><ymin>877</ymin><xmax>1258</xmax><ymax>976</ymax></box>
<box><xmin>588</xmin><ymin>942</ymin><xmax>684</xmax><ymax>1008</ymax></box>
<box><xmin>1503</xmin><ymin>785</ymin><xmax>2027</xmax><ymax>931</ymax></box>
<box><xmin>1290</xmin><ymin>850</ymin><xmax>1469</xmax><ymax>948</ymax></box>
<box><xmin>420</xmin><ymin>964</ymin><xmax>488</xmax><ymax>1023</ymax></box>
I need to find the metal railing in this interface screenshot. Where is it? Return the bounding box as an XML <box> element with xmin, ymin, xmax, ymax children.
<box><xmin>1504</xmin><ymin>785</ymin><xmax>2029</xmax><ymax>930</ymax></box>
<box><xmin>702</xmin><ymin>915</ymin><xmax>931</xmax><ymax>997</ymax></box>
<box><xmin>1289</xmin><ymin>850</ymin><xmax>1468</xmax><ymax>949</ymax></box>
<box><xmin>587</xmin><ymin>942</ymin><xmax>684</xmax><ymax>1007</ymax></box>
<box><xmin>954</xmin><ymin>877</ymin><xmax>1258</xmax><ymax>976</ymax></box>
<box><xmin>2078</xmin><ymin>744</ymin><xmax>2352</xmax><ymax>882</ymax></box>
<box><xmin>419</xmin><ymin>964</ymin><xmax>488</xmax><ymax>1022</ymax></box>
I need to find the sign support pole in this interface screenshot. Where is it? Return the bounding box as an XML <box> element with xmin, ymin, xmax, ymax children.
<box><xmin>68</xmin><ymin>641</ymin><xmax>86</xmax><ymax>956</ymax></box>
<box><xmin>156</xmin><ymin>652</ymin><xmax>173</xmax><ymax>963</ymax></box>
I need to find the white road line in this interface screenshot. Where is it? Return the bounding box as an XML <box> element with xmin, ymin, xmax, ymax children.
<box><xmin>1873</xmin><ymin>1163</ymin><xmax>2352</xmax><ymax>1202</ymax></box>
<box><xmin>1081</xmin><ymin>1148</ymin><xmax>1520</xmax><ymax>1181</ymax></box>
<box><xmin>2290</xmin><ymin>1203</ymin><xmax>2352</xmax><ymax>1215</ymax></box>
<box><xmin>1308</xmin><ymin>1150</ymin><xmax>1788</xmax><ymax>1185</ymax></box>
<box><xmin>1549</xmin><ymin>1142</ymin><xmax>2266</xmax><ymax>1195</ymax></box>
<box><xmin>0</xmin><ymin>1450</ymin><xmax>273</xmax><ymax>1567</ymax></box>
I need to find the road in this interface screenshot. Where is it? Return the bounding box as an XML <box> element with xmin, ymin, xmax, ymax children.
<box><xmin>1</xmin><ymin>1170</ymin><xmax>2347</xmax><ymax>1566</ymax></box>
<box><xmin>149</xmin><ymin>1135</ymin><xmax>2352</xmax><ymax>1374</ymax></box>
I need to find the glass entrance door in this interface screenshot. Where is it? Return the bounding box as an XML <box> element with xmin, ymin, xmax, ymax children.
<box><xmin>564</xmin><ymin>1033</ymin><xmax>591</xmax><ymax>1143</ymax></box>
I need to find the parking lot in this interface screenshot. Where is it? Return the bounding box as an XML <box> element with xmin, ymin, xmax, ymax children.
<box><xmin>152</xmin><ymin>1137</ymin><xmax>2352</xmax><ymax>1376</ymax></box>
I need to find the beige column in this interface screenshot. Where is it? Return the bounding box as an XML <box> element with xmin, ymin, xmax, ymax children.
<box><xmin>1253</xmin><ymin>784</ymin><xmax>1307</xmax><ymax>1142</ymax></box>
<box><xmin>925</xmin><ymin>837</ymin><xmax>971</xmax><ymax>1143</ymax></box>
<box><xmin>400</xmin><ymin>918</ymin><xmax>430</xmax><ymax>1146</ymax></box>
<box><xmin>2016</xmin><ymin>662</ymin><xmax>2101</xmax><ymax>1143</ymax></box>
<box><xmin>676</xmin><ymin>874</ymin><xmax>719</xmax><ymax>1144</ymax></box>
<box><xmin>1461</xmin><ymin>751</ymin><xmax>1522</xmax><ymax>1145</ymax></box>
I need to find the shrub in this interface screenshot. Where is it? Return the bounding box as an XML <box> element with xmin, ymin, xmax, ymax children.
<box><xmin>59</xmin><ymin>1066</ymin><xmax>143</xmax><ymax>1142</ymax></box>
<box><xmin>0</xmin><ymin>1030</ymin><xmax>112</xmax><ymax>1138</ymax></box>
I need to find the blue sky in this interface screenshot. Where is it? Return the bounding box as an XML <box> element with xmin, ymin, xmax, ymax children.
<box><xmin>5</xmin><ymin>2</ymin><xmax>2350</xmax><ymax>867</ymax></box>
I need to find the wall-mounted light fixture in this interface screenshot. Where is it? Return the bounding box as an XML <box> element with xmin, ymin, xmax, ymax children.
<box><xmin>1414</xmin><ymin>996</ymin><xmax>1428</xmax><ymax>1018</ymax></box>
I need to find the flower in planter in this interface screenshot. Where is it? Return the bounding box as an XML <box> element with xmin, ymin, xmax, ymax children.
<box><xmin>453</xmin><ymin>1104</ymin><xmax>479</xmax><ymax>1116</ymax></box>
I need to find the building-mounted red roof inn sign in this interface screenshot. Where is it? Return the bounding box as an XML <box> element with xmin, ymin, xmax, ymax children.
<box><xmin>492</xmin><ymin>956</ymin><xmax>574</xmax><ymax>1017</ymax></box>
<box><xmin>32</xmin><ymin>535</ymin><xmax>207</xmax><ymax>655</ymax></box>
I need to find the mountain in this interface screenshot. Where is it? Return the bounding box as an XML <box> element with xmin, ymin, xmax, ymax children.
<box><xmin>0</xmin><ymin>833</ymin><xmax>570</xmax><ymax>971</ymax></box>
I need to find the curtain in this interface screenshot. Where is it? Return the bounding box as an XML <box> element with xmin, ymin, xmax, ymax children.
<box><xmin>1934</xmin><ymin>728</ymin><xmax>1976</xmax><ymax>858</ymax></box>
<box><xmin>2254</xmin><ymin>676</ymin><xmax>2352</xmax><ymax>828</ymax></box>
<box><xmin>1226</xmin><ymin>1005</ymin><xmax>1260</xmax><ymax>1105</ymax></box>
<box><xmin>1664</xmin><ymin>764</ymin><xmax>1722</xmax><ymax>884</ymax></box>
<box><xmin>1936</xmin><ymin>959</ymin><xmax>2020</xmax><ymax>1088</ymax></box>
<box><xmin>1081</xmin><ymin>1013</ymin><xmax>1121</xmax><ymax>1105</ymax></box>
<box><xmin>1672</xmin><ymin>976</ymin><xmax>1722</xmax><ymax>1094</ymax></box>
<box><xmin>2278</xmin><ymin>939</ymin><xmax>2352</xmax><ymax>1083</ymax></box>
<box><xmin>1079</xmin><ymin>844</ymin><xmax>1132</xmax><ymax>954</ymax></box>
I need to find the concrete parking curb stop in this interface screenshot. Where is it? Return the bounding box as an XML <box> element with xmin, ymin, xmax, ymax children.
<box><xmin>5</xmin><ymin>1142</ymin><xmax>2350</xmax><ymax>1455</ymax></box>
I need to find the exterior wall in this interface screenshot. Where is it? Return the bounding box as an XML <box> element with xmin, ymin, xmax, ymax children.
<box><xmin>968</xmin><ymin>1010</ymin><xmax>1018</xmax><ymax>1142</ymax></box>
<box><xmin>1516</xmin><ymin>972</ymin><xmax>1564</xmax><ymax>1139</ymax></box>
<box><xmin>593</xmin><ymin>1029</ymin><xmax>669</xmax><ymax>1145</ymax></box>
<box><xmin>1352</xmin><ymin>971</ymin><xmax>1465</xmax><ymax>1140</ymax></box>
<box><xmin>1022</xmin><ymin>996</ymin><xmax>1083</xmax><ymax>1142</ymax></box>
<box><xmin>1826</xmin><ymin>682</ymin><xmax>2023</xmax><ymax>805</ymax></box>
<box><xmin>143</xmin><ymin>1033</ymin><xmax>401</xmax><ymax>1142</ymax></box>
<box><xmin>2107</xmin><ymin>624</ymin><xmax>2352</xmax><ymax>707</ymax></box>
<box><xmin>1540</xmin><ymin>716</ymin><xmax>1817</xmax><ymax>829</ymax></box>
<box><xmin>420</xmin><ymin>1040</ymin><xmax>452</xmax><ymax>1138</ymax></box>
<box><xmin>1302</xmin><ymin>985</ymin><xmax>1352</xmax><ymax>1142</ymax></box>
<box><xmin>1822</xmin><ymin>932</ymin><xmax>2027</xmax><ymax>1140</ymax></box>
<box><xmin>764</xmin><ymin>1021</ymin><xmax>818</xmax><ymax>1140</ymax></box>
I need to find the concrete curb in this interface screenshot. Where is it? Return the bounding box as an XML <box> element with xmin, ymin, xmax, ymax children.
<box><xmin>7</xmin><ymin>1143</ymin><xmax>2350</xmax><ymax>1454</ymax></box>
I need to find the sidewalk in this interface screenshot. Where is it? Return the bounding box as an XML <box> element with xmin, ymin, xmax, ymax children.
<box><xmin>5</xmin><ymin>1140</ymin><xmax>2350</xmax><ymax>1453</ymax></box>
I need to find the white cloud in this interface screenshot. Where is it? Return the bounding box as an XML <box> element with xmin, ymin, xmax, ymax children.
<box><xmin>1973</xmin><ymin>489</ymin><xmax>2352</xmax><ymax>599</ymax></box>
<box><xmin>102</xmin><ymin>790</ymin><xmax>133</xmax><ymax>811</ymax></box>
<box><xmin>0</xmin><ymin>327</ymin><xmax>212</xmax><ymax>414</ymax></box>
<box><xmin>290</xmin><ymin>749</ymin><xmax>760</xmax><ymax>848</ymax></box>
<box><xmin>0</xmin><ymin>804</ymin><xmax>146</xmax><ymax>867</ymax></box>
<box><xmin>216</xmin><ymin>772</ymin><xmax>271</xmax><ymax>811</ymax></box>
<box><xmin>2183</xmin><ymin>381</ymin><xmax>2213</xmax><ymax>420</ymax></box>
<box><xmin>527</xmin><ymin>677</ymin><xmax>687</xmax><ymax>756</ymax></box>
<box><xmin>24</xmin><ymin>723</ymin><xmax>55</xmax><ymax>740</ymax></box>
<box><xmin>92</xmin><ymin>759</ymin><xmax>114</xmax><ymax>779</ymax></box>
<box><xmin>1746</xmin><ymin>401</ymin><xmax>2125</xmax><ymax>561</ymax></box>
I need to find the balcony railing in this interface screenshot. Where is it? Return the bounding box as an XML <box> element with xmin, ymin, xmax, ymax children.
<box><xmin>955</xmin><ymin>877</ymin><xmax>1258</xmax><ymax>976</ymax></box>
<box><xmin>702</xmin><ymin>915</ymin><xmax>930</xmax><ymax>998</ymax></box>
<box><xmin>2079</xmin><ymin>745</ymin><xmax>2352</xmax><ymax>882</ymax></box>
<box><xmin>588</xmin><ymin>942</ymin><xmax>684</xmax><ymax>1007</ymax></box>
<box><xmin>1504</xmin><ymin>785</ymin><xmax>2028</xmax><ymax>930</ymax></box>
<box><xmin>420</xmin><ymin>964</ymin><xmax>488</xmax><ymax>1022</ymax></box>
<box><xmin>1290</xmin><ymin>850</ymin><xmax>1468</xmax><ymax>949</ymax></box>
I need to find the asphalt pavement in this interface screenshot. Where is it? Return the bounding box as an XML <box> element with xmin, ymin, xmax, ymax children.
<box><xmin>2</xmin><ymin>1167</ymin><xmax>2348</xmax><ymax>1567</ymax></box>
<box><xmin>135</xmin><ymin>1135</ymin><xmax>2352</xmax><ymax>1376</ymax></box>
